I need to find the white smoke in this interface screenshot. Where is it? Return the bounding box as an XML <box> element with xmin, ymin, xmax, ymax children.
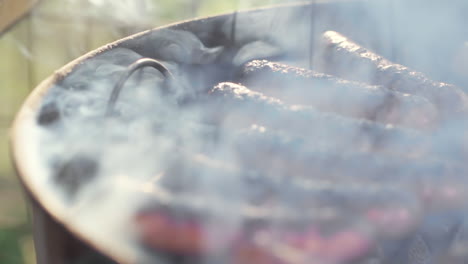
<box><xmin>17</xmin><ymin>1</ymin><xmax>468</xmax><ymax>264</ymax></box>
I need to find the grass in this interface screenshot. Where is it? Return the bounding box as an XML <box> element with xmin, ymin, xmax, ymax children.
<box><xmin>0</xmin><ymin>225</ymin><xmax>33</xmax><ymax>264</ymax></box>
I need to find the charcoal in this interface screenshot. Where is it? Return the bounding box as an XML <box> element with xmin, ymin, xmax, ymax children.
<box><xmin>318</xmin><ymin>31</ymin><xmax>468</xmax><ymax>116</ymax></box>
<box><xmin>238</xmin><ymin>60</ymin><xmax>438</xmax><ymax>129</ymax></box>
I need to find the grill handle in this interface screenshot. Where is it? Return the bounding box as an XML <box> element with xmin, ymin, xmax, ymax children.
<box><xmin>106</xmin><ymin>58</ymin><xmax>174</xmax><ymax>115</ymax></box>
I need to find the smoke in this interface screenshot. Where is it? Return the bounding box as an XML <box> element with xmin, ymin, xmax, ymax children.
<box><xmin>18</xmin><ymin>1</ymin><xmax>468</xmax><ymax>264</ymax></box>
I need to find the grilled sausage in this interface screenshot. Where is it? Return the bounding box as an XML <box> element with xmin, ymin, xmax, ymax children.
<box><xmin>238</xmin><ymin>59</ymin><xmax>438</xmax><ymax>130</ymax></box>
<box><xmin>133</xmin><ymin>122</ymin><xmax>468</xmax><ymax>260</ymax></box>
<box><xmin>202</xmin><ymin>82</ymin><xmax>428</xmax><ymax>156</ymax></box>
<box><xmin>233</xmin><ymin>126</ymin><xmax>464</xmax><ymax>188</ymax></box>
<box><xmin>133</xmin><ymin>149</ymin><xmax>425</xmax><ymax>261</ymax></box>
<box><xmin>318</xmin><ymin>31</ymin><xmax>468</xmax><ymax>117</ymax></box>
<box><xmin>135</xmin><ymin>153</ymin><xmax>413</xmax><ymax>247</ymax></box>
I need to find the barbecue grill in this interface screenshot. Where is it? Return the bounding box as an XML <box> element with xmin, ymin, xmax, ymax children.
<box><xmin>10</xmin><ymin>1</ymin><xmax>468</xmax><ymax>264</ymax></box>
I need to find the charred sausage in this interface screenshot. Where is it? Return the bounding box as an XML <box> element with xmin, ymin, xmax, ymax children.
<box><xmin>318</xmin><ymin>31</ymin><xmax>468</xmax><ymax>117</ymax></box>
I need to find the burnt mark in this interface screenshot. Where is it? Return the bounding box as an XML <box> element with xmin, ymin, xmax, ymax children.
<box><xmin>37</xmin><ymin>102</ymin><xmax>61</xmax><ymax>126</ymax></box>
<box><xmin>55</xmin><ymin>155</ymin><xmax>98</xmax><ymax>199</ymax></box>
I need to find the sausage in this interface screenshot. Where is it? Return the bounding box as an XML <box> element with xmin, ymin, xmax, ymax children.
<box><xmin>233</xmin><ymin>126</ymin><xmax>461</xmax><ymax>184</ymax></box>
<box><xmin>238</xmin><ymin>60</ymin><xmax>438</xmax><ymax>129</ymax></box>
<box><xmin>234</xmin><ymin>126</ymin><xmax>468</xmax><ymax>211</ymax></box>
<box><xmin>133</xmin><ymin>143</ymin><xmax>426</xmax><ymax>242</ymax></box>
<box><xmin>133</xmin><ymin>123</ymin><xmax>468</xmax><ymax>259</ymax></box>
<box><xmin>138</xmin><ymin>150</ymin><xmax>418</xmax><ymax>221</ymax></box>
<box><xmin>203</xmin><ymin>82</ymin><xmax>429</xmax><ymax>156</ymax></box>
<box><xmin>133</xmin><ymin>149</ymin><xmax>424</xmax><ymax>261</ymax></box>
<box><xmin>318</xmin><ymin>31</ymin><xmax>468</xmax><ymax>117</ymax></box>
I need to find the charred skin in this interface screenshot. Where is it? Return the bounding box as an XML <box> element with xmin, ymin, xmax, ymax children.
<box><xmin>319</xmin><ymin>31</ymin><xmax>468</xmax><ymax>117</ymax></box>
<box><xmin>238</xmin><ymin>60</ymin><xmax>438</xmax><ymax>130</ymax></box>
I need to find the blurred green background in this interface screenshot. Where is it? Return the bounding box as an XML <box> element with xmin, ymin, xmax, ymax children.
<box><xmin>0</xmin><ymin>0</ymin><xmax>285</xmax><ymax>263</ymax></box>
